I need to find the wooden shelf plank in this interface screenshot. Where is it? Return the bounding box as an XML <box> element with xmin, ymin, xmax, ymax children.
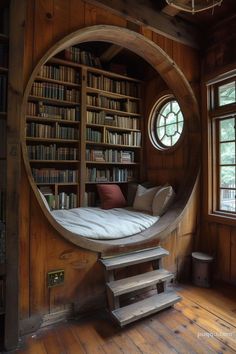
<box><xmin>86</xmin><ymin>86</ymin><xmax>141</xmax><ymax>100</ymax></box>
<box><xmin>86</xmin><ymin>141</ymin><xmax>141</xmax><ymax>149</ymax></box>
<box><xmin>35</xmin><ymin>75</ymin><xmax>80</xmax><ymax>88</ymax></box>
<box><xmin>0</xmin><ymin>263</ymin><xmax>5</xmax><ymax>276</ymax></box>
<box><xmin>86</xmin><ymin>161</ymin><xmax>139</xmax><ymax>165</ymax></box>
<box><xmin>30</xmin><ymin>160</ymin><xmax>79</xmax><ymax>163</ymax></box>
<box><xmin>86</xmin><ymin>180</ymin><xmax>136</xmax><ymax>184</ymax></box>
<box><xmin>86</xmin><ymin>123</ymin><xmax>140</xmax><ymax>132</ymax></box>
<box><xmin>28</xmin><ymin>95</ymin><xmax>80</xmax><ymax>107</ymax></box>
<box><xmin>112</xmin><ymin>291</ymin><xmax>181</xmax><ymax>327</ymax></box>
<box><xmin>100</xmin><ymin>247</ymin><xmax>169</xmax><ymax>270</ymax></box>
<box><xmin>107</xmin><ymin>269</ymin><xmax>174</xmax><ymax>297</ymax></box>
<box><xmin>0</xmin><ymin>66</ymin><xmax>8</xmax><ymax>73</ymax></box>
<box><xmin>26</xmin><ymin>115</ymin><xmax>80</xmax><ymax>125</ymax></box>
<box><xmin>49</xmin><ymin>57</ymin><xmax>143</xmax><ymax>83</ymax></box>
<box><xmin>0</xmin><ymin>112</ymin><xmax>7</xmax><ymax>116</ymax></box>
<box><xmin>36</xmin><ymin>182</ymin><xmax>78</xmax><ymax>186</ymax></box>
<box><xmin>0</xmin><ymin>33</ymin><xmax>8</xmax><ymax>42</ymax></box>
<box><xmin>86</xmin><ymin>104</ymin><xmax>141</xmax><ymax>117</ymax></box>
<box><xmin>26</xmin><ymin>137</ymin><xmax>78</xmax><ymax>143</ymax></box>
<box><xmin>0</xmin><ymin>308</ymin><xmax>5</xmax><ymax>315</ymax></box>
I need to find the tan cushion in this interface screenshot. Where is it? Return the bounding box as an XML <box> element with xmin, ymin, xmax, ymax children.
<box><xmin>133</xmin><ymin>185</ymin><xmax>160</xmax><ymax>212</ymax></box>
<box><xmin>152</xmin><ymin>186</ymin><xmax>175</xmax><ymax>216</ymax></box>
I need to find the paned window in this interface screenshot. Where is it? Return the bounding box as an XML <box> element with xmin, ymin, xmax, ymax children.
<box><xmin>209</xmin><ymin>76</ymin><xmax>236</xmax><ymax>216</ymax></box>
<box><xmin>149</xmin><ymin>96</ymin><xmax>184</xmax><ymax>150</ymax></box>
<box><xmin>217</xmin><ymin>116</ymin><xmax>236</xmax><ymax>212</ymax></box>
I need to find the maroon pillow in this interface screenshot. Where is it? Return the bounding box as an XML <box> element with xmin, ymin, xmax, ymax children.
<box><xmin>97</xmin><ymin>184</ymin><xmax>126</xmax><ymax>209</ymax></box>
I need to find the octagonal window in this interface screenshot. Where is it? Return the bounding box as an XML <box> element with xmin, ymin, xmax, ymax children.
<box><xmin>149</xmin><ymin>97</ymin><xmax>184</xmax><ymax>150</ymax></box>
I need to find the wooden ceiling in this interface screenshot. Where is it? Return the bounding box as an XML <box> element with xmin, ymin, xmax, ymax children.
<box><xmin>87</xmin><ymin>0</ymin><xmax>235</xmax><ymax>49</ymax></box>
<box><xmin>156</xmin><ymin>0</ymin><xmax>236</xmax><ymax>29</ymax></box>
<box><xmin>82</xmin><ymin>0</ymin><xmax>236</xmax><ymax>78</ymax></box>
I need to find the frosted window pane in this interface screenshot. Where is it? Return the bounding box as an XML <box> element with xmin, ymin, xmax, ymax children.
<box><xmin>219</xmin><ymin>81</ymin><xmax>236</xmax><ymax>106</ymax></box>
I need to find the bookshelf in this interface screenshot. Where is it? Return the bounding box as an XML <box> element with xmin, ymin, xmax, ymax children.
<box><xmin>26</xmin><ymin>60</ymin><xmax>81</xmax><ymax>210</ymax></box>
<box><xmin>26</xmin><ymin>46</ymin><xmax>143</xmax><ymax>208</ymax></box>
<box><xmin>84</xmin><ymin>63</ymin><xmax>142</xmax><ymax>205</ymax></box>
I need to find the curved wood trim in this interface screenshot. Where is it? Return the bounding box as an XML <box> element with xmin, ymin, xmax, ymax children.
<box><xmin>21</xmin><ymin>25</ymin><xmax>200</xmax><ymax>253</ymax></box>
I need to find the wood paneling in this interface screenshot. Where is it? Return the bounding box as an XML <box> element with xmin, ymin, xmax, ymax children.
<box><xmin>203</xmin><ymin>16</ymin><xmax>236</xmax><ymax>78</ymax></box>
<box><xmin>200</xmin><ymin>17</ymin><xmax>236</xmax><ymax>286</ymax></box>
<box><xmin>17</xmin><ymin>0</ymin><xmax>201</xmax><ymax>333</ymax></box>
<box><xmin>5</xmin><ymin>0</ymin><xmax>26</xmax><ymax>349</ymax></box>
<box><xmin>19</xmin><ymin>165</ymin><xmax>30</xmax><ymax>318</ymax></box>
<box><xmin>231</xmin><ymin>229</ymin><xmax>236</xmax><ymax>284</ymax></box>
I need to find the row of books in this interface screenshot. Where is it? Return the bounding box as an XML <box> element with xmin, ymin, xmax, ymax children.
<box><xmin>0</xmin><ymin>74</ymin><xmax>7</xmax><ymax>111</ymax></box>
<box><xmin>31</xmin><ymin>82</ymin><xmax>80</xmax><ymax>103</ymax></box>
<box><xmin>86</xmin><ymin>110</ymin><xmax>139</xmax><ymax>129</ymax></box>
<box><xmin>38</xmin><ymin>64</ymin><xmax>80</xmax><ymax>84</ymax></box>
<box><xmin>32</xmin><ymin>168</ymin><xmax>78</xmax><ymax>183</ymax></box>
<box><xmin>0</xmin><ymin>119</ymin><xmax>6</xmax><ymax>159</ymax></box>
<box><xmin>87</xmin><ymin>94</ymin><xmax>139</xmax><ymax>114</ymax></box>
<box><xmin>86</xmin><ymin>149</ymin><xmax>135</xmax><ymax>163</ymax></box>
<box><xmin>86</xmin><ymin>128</ymin><xmax>102</xmax><ymax>143</ymax></box>
<box><xmin>0</xmin><ymin>43</ymin><xmax>8</xmax><ymax>68</ymax></box>
<box><xmin>27</xmin><ymin>145</ymin><xmax>78</xmax><ymax>161</ymax></box>
<box><xmin>106</xmin><ymin>131</ymin><xmax>141</xmax><ymax>146</ymax></box>
<box><xmin>27</xmin><ymin>102</ymin><xmax>80</xmax><ymax>121</ymax></box>
<box><xmin>86</xmin><ymin>167</ymin><xmax>134</xmax><ymax>182</ymax></box>
<box><xmin>64</xmin><ymin>47</ymin><xmax>101</xmax><ymax>68</ymax></box>
<box><xmin>87</xmin><ymin>72</ymin><xmax>140</xmax><ymax>97</ymax></box>
<box><xmin>26</xmin><ymin>122</ymin><xmax>78</xmax><ymax>140</ymax></box>
<box><xmin>42</xmin><ymin>191</ymin><xmax>77</xmax><ymax>210</ymax></box>
<box><xmin>0</xmin><ymin>224</ymin><xmax>5</xmax><ymax>264</ymax></box>
<box><xmin>0</xmin><ymin>190</ymin><xmax>6</xmax><ymax>223</ymax></box>
<box><xmin>84</xmin><ymin>191</ymin><xmax>97</xmax><ymax>207</ymax></box>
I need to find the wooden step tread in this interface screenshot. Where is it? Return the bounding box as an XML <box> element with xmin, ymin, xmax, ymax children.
<box><xmin>107</xmin><ymin>269</ymin><xmax>174</xmax><ymax>296</ymax></box>
<box><xmin>100</xmin><ymin>247</ymin><xmax>169</xmax><ymax>270</ymax></box>
<box><xmin>112</xmin><ymin>291</ymin><xmax>181</xmax><ymax>327</ymax></box>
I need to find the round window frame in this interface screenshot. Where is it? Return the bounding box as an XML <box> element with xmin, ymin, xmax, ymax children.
<box><xmin>21</xmin><ymin>25</ymin><xmax>200</xmax><ymax>253</ymax></box>
<box><xmin>148</xmin><ymin>94</ymin><xmax>185</xmax><ymax>152</ymax></box>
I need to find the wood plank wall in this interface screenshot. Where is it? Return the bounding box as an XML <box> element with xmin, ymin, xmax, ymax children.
<box><xmin>19</xmin><ymin>0</ymin><xmax>201</xmax><ymax>331</ymax></box>
<box><xmin>200</xmin><ymin>16</ymin><xmax>236</xmax><ymax>285</ymax></box>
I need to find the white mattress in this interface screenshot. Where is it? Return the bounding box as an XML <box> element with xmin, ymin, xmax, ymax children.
<box><xmin>51</xmin><ymin>207</ymin><xmax>159</xmax><ymax>240</ymax></box>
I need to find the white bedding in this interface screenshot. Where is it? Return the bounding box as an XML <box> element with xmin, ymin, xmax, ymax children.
<box><xmin>51</xmin><ymin>207</ymin><xmax>159</xmax><ymax>240</ymax></box>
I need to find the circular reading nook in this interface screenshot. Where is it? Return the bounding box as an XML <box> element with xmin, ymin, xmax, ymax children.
<box><xmin>22</xmin><ymin>25</ymin><xmax>200</xmax><ymax>253</ymax></box>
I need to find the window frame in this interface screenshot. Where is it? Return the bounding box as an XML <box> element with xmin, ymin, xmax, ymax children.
<box><xmin>148</xmin><ymin>94</ymin><xmax>185</xmax><ymax>152</ymax></box>
<box><xmin>209</xmin><ymin>75</ymin><xmax>236</xmax><ymax>219</ymax></box>
<box><xmin>213</xmin><ymin>78</ymin><xmax>236</xmax><ymax>108</ymax></box>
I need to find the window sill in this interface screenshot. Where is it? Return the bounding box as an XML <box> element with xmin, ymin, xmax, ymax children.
<box><xmin>206</xmin><ymin>212</ymin><xmax>236</xmax><ymax>226</ymax></box>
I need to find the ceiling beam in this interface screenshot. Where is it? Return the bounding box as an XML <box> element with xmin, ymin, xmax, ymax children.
<box><xmin>100</xmin><ymin>44</ymin><xmax>123</xmax><ymax>62</ymax></box>
<box><xmin>86</xmin><ymin>0</ymin><xmax>200</xmax><ymax>49</ymax></box>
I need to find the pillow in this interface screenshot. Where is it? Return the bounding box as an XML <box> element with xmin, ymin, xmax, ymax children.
<box><xmin>133</xmin><ymin>185</ymin><xmax>160</xmax><ymax>212</ymax></box>
<box><xmin>152</xmin><ymin>186</ymin><xmax>176</xmax><ymax>216</ymax></box>
<box><xmin>38</xmin><ymin>189</ymin><xmax>51</xmax><ymax>212</ymax></box>
<box><xmin>97</xmin><ymin>184</ymin><xmax>126</xmax><ymax>209</ymax></box>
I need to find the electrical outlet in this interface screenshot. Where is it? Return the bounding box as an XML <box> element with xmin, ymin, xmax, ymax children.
<box><xmin>47</xmin><ymin>270</ymin><xmax>64</xmax><ymax>287</ymax></box>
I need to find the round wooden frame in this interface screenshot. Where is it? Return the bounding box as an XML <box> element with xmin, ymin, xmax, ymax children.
<box><xmin>21</xmin><ymin>25</ymin><xmax>200</xmax><ymax>253</ymax></box>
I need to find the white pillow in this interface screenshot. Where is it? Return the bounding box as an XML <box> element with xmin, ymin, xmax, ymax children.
<box><xmin>133</xmin><ymin>185</ymin><xmax>160</xmax><ymax>212</ymax></box>
<box><xmin>38</xmin><ymin>189</ymin><xmax>51</xmax><ymax>212</ymax></box>
<box><xmin>152</xmin><ymin>186</ymin><xmax>175</xmax><ymax>216</ymax></box>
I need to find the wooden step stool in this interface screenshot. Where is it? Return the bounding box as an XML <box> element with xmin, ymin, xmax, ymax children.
<box><xmin>100</xmin><ymin>246</ymin><xmax>181</xmax><ymax>326</ymax></box>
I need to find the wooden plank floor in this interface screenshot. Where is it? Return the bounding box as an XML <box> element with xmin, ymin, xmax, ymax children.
<box><xmin>6</xmin><ymin>283</ymin><xmax>236</xmax><ymax>354</ymax></box>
